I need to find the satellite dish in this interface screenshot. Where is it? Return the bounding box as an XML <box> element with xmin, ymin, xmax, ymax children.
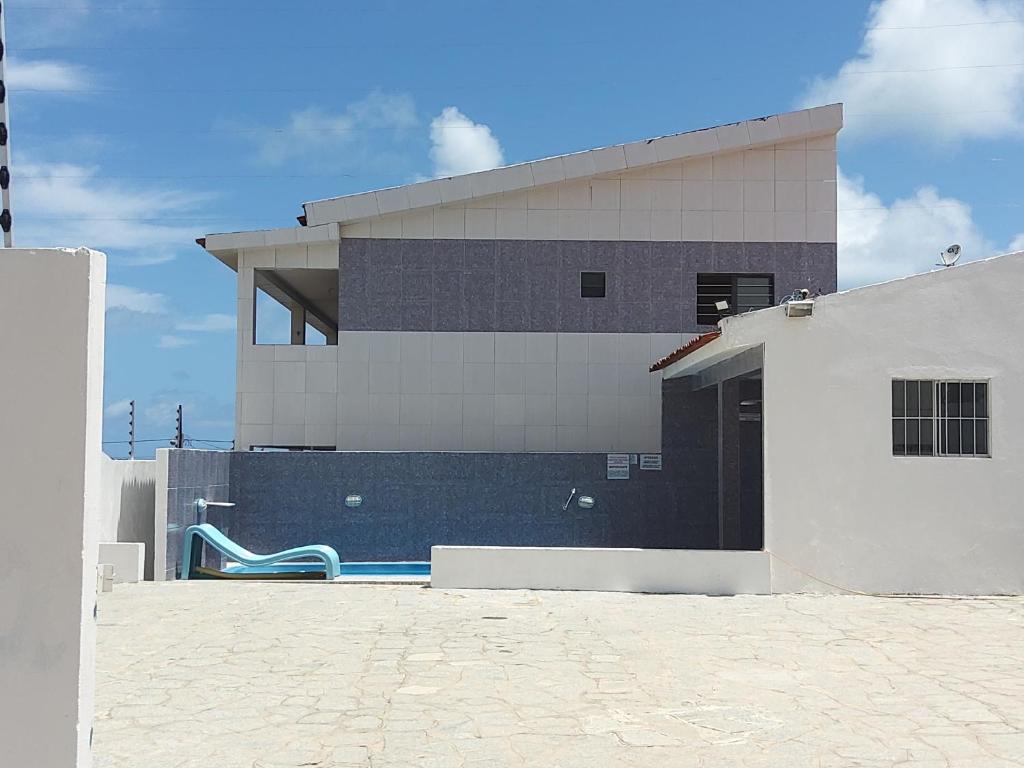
<box><xmin>937</xmin><ymin>244</ymin><xmax>961</xmax><ymax>267</ymax></box>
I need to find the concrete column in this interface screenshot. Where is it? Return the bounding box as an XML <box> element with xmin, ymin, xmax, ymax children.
<box><xmin>718</xmin><ymin>377</ymin><xmax>742</xmax><ymax>550</ymax></box>
<box><xmin>290</xmin><ymin>305</ymin><xmax>306</xmax><ymax>345</ymax></box>
<box><xmin>0</xmin><ymin>248</ymin><xmax>106</xmax><ymax>768</ymax></box>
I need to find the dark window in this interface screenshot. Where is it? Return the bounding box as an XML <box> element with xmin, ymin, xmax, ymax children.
<box><xmin>696</xmin><ymin>273</ymin><xmax>774</xmax><ymax>325</ymax></box>
<box><xmin>581</xmin><ymin>271</ymin><xmax>606</xmax><ymax>298</ymax></box>
<box><xmin>892</xmin><ymin>379</ymin><xmax>989</xmax><ymax>458</ymax></box>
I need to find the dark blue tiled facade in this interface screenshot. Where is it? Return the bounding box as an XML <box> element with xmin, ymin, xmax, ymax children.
<box><xmin>338</xmin><ymin>239</ymin><xmax>837</xmax><ymax>333</ymax></box>
<box><xmin>163</xmin><ymin>449</ymin><xmax>231</xmax><ymax>579</ymax></box>
<box><xmin>225</xmin><ymin>449</ymin><xmax>717</xmax><ymax>563</ymax></box>
<box><xmin>163</xmin><ymin>378</ymin><xmax>723</xmax><ymax>571</ymax></box>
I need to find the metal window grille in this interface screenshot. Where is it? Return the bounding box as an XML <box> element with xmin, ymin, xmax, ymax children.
<box><xmin>891</xmin><ymin>379</ymin><xmax>989</xmax><ymax>458</ymax></box>
<box><xmin>696</xmin><ymin>273</ymin><xmax>774</xmax><ymax>325</ymax></box>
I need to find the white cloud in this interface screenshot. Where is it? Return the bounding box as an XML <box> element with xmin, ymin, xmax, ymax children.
<box><xmin>255</xmin><ymin>91</ymin><xmax>417</xmax><ymax>165</ymax></box>
<box><xmin>106</xmin><ymin>284</ymin><xmax>168</xmax><ymax>314</ymax></box>
<box><xmin>7</xmin><ymin>59</ymin><xmax>93</xmax><ymax>92</ymax></box>
<box><xmin>176</xmin><ymin>314</ymin><xmax>235</xmax><ymax>332</ymax></box>
<box><xmin>118</xmin><ymin>250</ymin><xmax>178</xmax><ymax>267</ymax></box>
<box><xmin>105</xmin><ymin>288</ymin><xmax>236</xmax><ymax>347</ymax></box>
<box><xmin>158</xmin><ymin>335</ymin><xmax>196</xmax><ymax>349</ymax></box>
<box><xmin>801</xmin><ymin>0</ymin><xmax>1024</xmax><ymax>141</ymax></box>
<box><xmin>104</xmin><ymin>398</ymin><xmax>132</xmax><ymax>418</ymax></box>
<box><xmin>139</xmin><ymin>390</ymin><xmax>232</xmax><ymax>432</ymax></box>
<box><xmin>15</xmin><ymin>158</ymin><xmax>213</xmax><ymax>254</ymax></box>
<box><xmin>429</xmin><ymin>106</ymin><xmax>505</xmax><ymax>177</ymax></box>
<box><xmin>12</xmin><ymin>0</ymin><xmax>161</xmax><ymax>47</ymax></box>
<box><xmin>836</xmin><ymin>167</ymin><xmax>1024</xmax><ymax>287</ymax></box>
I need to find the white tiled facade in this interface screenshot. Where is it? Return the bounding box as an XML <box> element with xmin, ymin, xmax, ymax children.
<box><xmin>235</xmin><ymin>318</ymin><xmax>687</xmax><ymax>453</ymax></box>
<box><xmin>334</xmin><ymin>137</ymin><xmax>837</xmax><ymax>244</ymax></box>
<box><xmin>217</xmin><ymin>106</ymin><xmax>841</xmax><ymax>452</ymax></box>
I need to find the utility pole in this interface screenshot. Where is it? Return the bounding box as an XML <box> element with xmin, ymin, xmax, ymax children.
<box><xmin>0</xmin><ymin>1</ymin><xmax>13</xmax><ymax>247</ymax></box>
<box><xmin>174</xmin><ymin>404</ymin><xmax>184</xmax><ymax>449</ymax></box>
<box><xmin>128</xmin><ymin>399</ymin><xmax>136</xmax><ymax>459</ymax></box>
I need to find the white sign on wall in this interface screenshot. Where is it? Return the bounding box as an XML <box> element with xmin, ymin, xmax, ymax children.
<box><xmin>606</xmin><ymin>453</ymin><xmax>630</xmax><ymax>480</ymax></box>
<box><xmin>639</xmin><ymin>454</ymin><xmax>662</xmax><ymax>471</ymax></box>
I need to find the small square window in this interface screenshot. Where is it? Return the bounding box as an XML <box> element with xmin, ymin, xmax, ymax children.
<box><xmin>581</xmin><ymin>271</ymin><xmax>606</xmax><ymax>298</ymax></box>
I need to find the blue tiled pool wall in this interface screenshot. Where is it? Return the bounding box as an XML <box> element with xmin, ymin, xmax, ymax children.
<box><xmin>163</xmin><ymin>449</ymin><xmax>231</xmax><ymax>579</ymax></box>
<box><xmin>163</xmin><ymin>379</ymin><xmax>721</xmax><ymax>571</ymax></box>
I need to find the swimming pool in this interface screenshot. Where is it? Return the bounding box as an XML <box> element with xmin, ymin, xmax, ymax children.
<box><xmin>223</xmin><ymin>561</ymin><xmax>430</xmax><ymax>577</ymax></box>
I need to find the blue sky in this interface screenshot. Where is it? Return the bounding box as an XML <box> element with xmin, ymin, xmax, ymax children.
<box><xmin>9</xmin><ymin>0</ymin><xmax>1024</xmax><ymax>456</ymax></box>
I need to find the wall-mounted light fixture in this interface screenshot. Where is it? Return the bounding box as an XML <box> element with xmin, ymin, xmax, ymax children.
<box><xmin>344</xmin><ymin>494</ymin><xmax>363</xmax><ymax>508</ymax></box>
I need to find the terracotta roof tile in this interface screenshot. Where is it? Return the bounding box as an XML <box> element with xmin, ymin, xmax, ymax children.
<box><xmin>649</xmin><ymin>331</ymin><xmax>721</xmax><ymax>372</ymax></box>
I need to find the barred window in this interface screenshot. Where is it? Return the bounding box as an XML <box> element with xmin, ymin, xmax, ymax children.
<box><xmin>892</xmin><ymin>380</ymin><xmax>989</xmax><ymax>458</ymax></box>
<box><xmin>697</xmin><ymin>273</ymin><xmax>774</xmax><ymax>325</ymax></box>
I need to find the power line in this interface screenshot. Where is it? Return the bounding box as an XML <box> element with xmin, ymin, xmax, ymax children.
<box><xmin>16</xmin><ymin>173</ymin><xmax>358</xmax><ymax>180</ymax></box>
<box><xmin>6</xmin><ymin>1</ymin><xmax>376</xmax><ymax>9</ymax></box>
<box><xmin>9</xmin><ymin>38</ymin><xmax>615</xmax><ymax>53</ymax></box>
<box><xmin>102</xmin><ymin>437</ymin><xmax>173</xmax><ymax>444</ymax></box>
<box><xmin>841</xmin><ymin>62</ymin><xmax>1024</xmax><ymax>75</ymax></box>
<box><xmin>7</xmin><ymin>59</ymin><xmax>1024</xmax><ymax>97</ymax></box>
<box><xmin>868</xmin><ymin>18</ymin><xmax>1024</xmax><ymax>31</ymax></box>
<box><xmin>8</xmin><ymin>107</ymin><xmax>1022</xmax><ymax>142</ymax></box>
<box><xmin>6</xmin><ymin>3</ymin><xmax>1024</xmax><ymax>27</ymax></box>
<box><xmin>16</xmin><ymin>198</ymin><xmax>1024</xmax><ymax>224</ymax></box>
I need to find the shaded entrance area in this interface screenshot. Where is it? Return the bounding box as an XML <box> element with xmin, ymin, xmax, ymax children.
<box><xmin>660</xmin><ymin>345</ymin><xmax>764</xmax><ymax>551</ymax></box>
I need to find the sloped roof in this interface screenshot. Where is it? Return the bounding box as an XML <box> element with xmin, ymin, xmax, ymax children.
<box><xmin>301</xmin><ymin>104</ymin><xmax>842</xmax><ymax>227</ymax></box>
<box><xmin>201</xmin><ymin>103</ymin><xmax>843</xmax><ymax>263</ymax></box>
<box><xmin>654</xmin><ymin>249</ymin><xmax>1024</xmax><ymax>380</ymax></box>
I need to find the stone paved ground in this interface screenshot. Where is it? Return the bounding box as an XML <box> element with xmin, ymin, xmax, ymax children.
<box><xmin>94</xmin><ymin>583</ymin><xmax>1024</xmax><ymax>767</ymax></box>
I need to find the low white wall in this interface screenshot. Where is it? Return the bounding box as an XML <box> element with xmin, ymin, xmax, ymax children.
<box><xmin>0</xmin><ymin>248</ymin><xmax>106</xmax><ymax>768</ymax></box>
<box><xmin>97</xmin><ymin>543</ymin><xmax>145</xmax><ymax>584</ymax></box>
<box><xmin>431</xmin><ymin>546</ymin><xmax>771</xmax><ymax>594</ymax></box>
<box><xmin>99</xmin><ymin>455</ymin><xmax>156</xmax><ymax>579</ymax></box>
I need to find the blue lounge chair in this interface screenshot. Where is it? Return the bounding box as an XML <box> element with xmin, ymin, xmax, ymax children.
<box><xmin>182</xmin><ymin>523</ymin><xmax>341</xmax><ymax>580</ymax></box>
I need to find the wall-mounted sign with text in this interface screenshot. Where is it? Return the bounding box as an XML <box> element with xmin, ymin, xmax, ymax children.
<box><xmin>606</xmin><ymin>453</ymin><xmax>630</xmax><ymax>480</ymax></box>
<box><xmin>639</xmin><ymin>454</ymin><xmax>662</xmax><ymax>471</ymax></box>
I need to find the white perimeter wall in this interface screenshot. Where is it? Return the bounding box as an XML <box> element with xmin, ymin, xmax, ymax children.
<box><xmin>98</xmin><ymin>455</ymin><xmax>156</xmax><ymax>578</ymax></box>
<box><xmin>717</xmin><ymin>255</ymin><xmax>1024</xmax><ymax>594</ymax></box>
<box><xmin>432</xmin><ymin>546</ymin><xmax>771</xmax><ymax>594</ymax></box>
<box><xmin>0</xmin><ymin>248</ymin><xmax>106</xmax><ymax>767</ymax></box>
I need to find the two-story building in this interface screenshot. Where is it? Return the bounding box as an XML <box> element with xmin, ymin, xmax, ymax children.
<box><xmin>201</xmin><ymin>104</ymin><xmax>840</xmax><ymax>457</ymax></box>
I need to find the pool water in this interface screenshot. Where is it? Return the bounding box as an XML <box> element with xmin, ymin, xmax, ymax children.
<box><xmin>223</xmin><ymin>561</ymin><xmax>430</xmax><ymax>577</ymax></box>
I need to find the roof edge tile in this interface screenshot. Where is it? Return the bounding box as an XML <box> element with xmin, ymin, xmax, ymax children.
<box><xmin>650</xmin><ymin>331</ymin><xmax>722</xmax><ymax>372</ymax></box>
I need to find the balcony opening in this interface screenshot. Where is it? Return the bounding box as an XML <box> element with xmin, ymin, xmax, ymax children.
<box><xmin>253</xmin><ymin>268</ymin><xmax>338</xmax><ymax>345</ymax></box>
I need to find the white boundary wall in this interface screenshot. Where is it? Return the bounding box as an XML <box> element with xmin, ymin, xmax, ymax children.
<box><xmin>98</xmin><ymin>455</ymin><xmax>156</xmax><ymax>579</ymax></box>
<box><xmin>97</xmin><ymin>543</ymin><xmax>145</xmax><ymax>584</ymax></box>
<box><xmin>431</xmin><ymin>546</ymin><xmax>771</xmax><ymax>594</ymax></box>
<box><xmin>0</xmin><ymin>248</ymin><xmax>106</xmax><ymax>767</ymax></box>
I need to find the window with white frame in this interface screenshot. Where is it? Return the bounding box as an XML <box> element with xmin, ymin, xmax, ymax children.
<box><xmin>892</xmin><ymin>379</ymin><xmax>990</xmax><ymax>458</ymax></box>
